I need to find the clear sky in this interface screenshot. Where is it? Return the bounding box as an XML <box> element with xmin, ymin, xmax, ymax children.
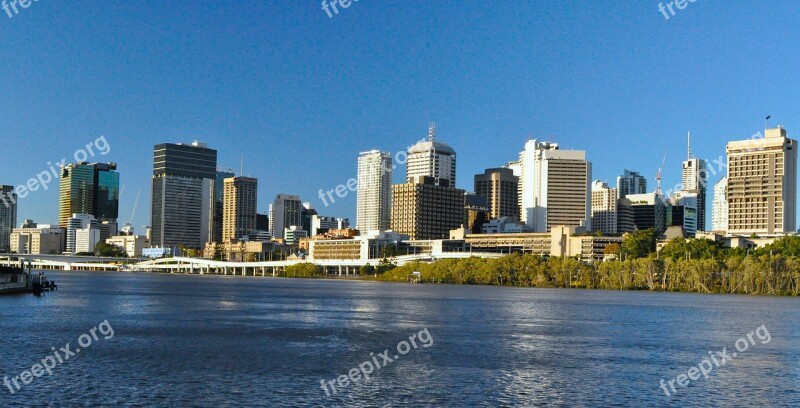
<box><xmin>1</xmin><ymin>1</ymin><xmax>798</xmax><ymax>231</ymax></box>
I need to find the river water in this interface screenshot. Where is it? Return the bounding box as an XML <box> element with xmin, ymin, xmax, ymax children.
<box><xmin>1</xmin><ymin>271</ymin><xmax>798</xmax><ymax>407</ymax></box>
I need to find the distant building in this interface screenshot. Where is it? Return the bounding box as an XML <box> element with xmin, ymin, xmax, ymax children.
<box><xmin>58</xmin><ymin>162</ymin><xmax>119</xmax><ymax>227</ymax></box>
<box><xmin>391</xmin><ymin>176</ymin><xmax>465</xmax><ymax>240</ymax></box>
<box><xmin>616</xmin><ymin>198</ymin><xmax>636</xmax><ymax>234</ymax></box>
<box><xmin>66</xmin><ymin>214</ymin><xmax>96</xmax><ymax>254</ymax></box>
<box><xmin>0</xmin><ymin>185</ymin><xmax>17</xmax><ymax>252</ymax></box>
<box><xmin>76</xmin><ymin>226</ymin><xmax>101</xmax><ymax>254</ymax></box>
<box><xmin>617</xmin><ymin>169</ymin><xmax>647</xmax><ymax>199</ymax></box>
<box><xmin>464</xmin><ymin>193</ymin><xmax>489</xmax><ymax>234</ymax></box>
<box><xmin>356</xmin><ymin>150</ymin><xmax>393</xmax><ymax>233</ymax></box>
<box><xmin>270</xmin><ymin>194</ymin><xmax>302</xmax><ymax>240</ymax></box>
<box><xmin>406</xmin><ymin>124</ymin><xmax>457</xmax><ymax>186</ymax></box>
<box><xmin>591</xmin><ymin>181</ymin><xmax>618</xmax><ymax>235</ymax></box>
<box><xmin>481</xmin><ymin>217</ymin><xmax>530</xmax><ymax>234</ymax></box>
<box><xmin>213</xmin><ymin>168</ymin><xmax>236</xmax><ymax>243</ymax></box>
<box><xmin>712</xmin><ymin>176</ymin><xmax>728</xmax><ymax>232</ymax></box>
<box><xmin>106</xmin><ymin>235</ymin><xmax>150</xmax><ymax>257</ymax></box>
<box><xmin>222</xmin><ymin>176</ymin><xmax>258</xmax><ymax>243</ymax></box>
<box><xmin>10</xmin><ymin>226</ymin><xmax>64</xmax><ymax>255</ymax></box>
<box><xmin>627</xmin><ymin>193</ymin><xmax>667</xmax><ymax>236</ymax></box>
<box><xmin>682</xmin><ymin>134</ymin><xmax>708</xmax><ymax>231</ymax></box>
<box><xmin>284</xmin><ymin>225</ymin><xmax>308</xmax><ymax>245</ymax></box>
<box><xmin>310</xmin><ymin>215</ymin><xmax>350</xmax><ymax>237</ymax></box>
<box><xmin>726</xmin><ymin>127</ymin><xmax>797</xmax><ymax>234</ymax></box>
<box><xmin>474</xmin><ymin>168</ymin><xmax>519</xmax><ymax>220</ymax></box>
<box><xmin>669</xmin><ymin>192</ymin><xmax>698</xmax><ymax>236</ymax></box>
<box><xmin>151</xmin><ymin>141</ymin><xmax>217</xmax><ymax>248</ymax></box>
<box><xmin>518</xmin><ymin>140</ymin><xmax>591</xmax><ymax>232</ymax></box>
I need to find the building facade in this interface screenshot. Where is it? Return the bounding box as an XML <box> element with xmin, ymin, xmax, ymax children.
<box><xmin>712</xmin><ymin>176</ymin><xmax>728</xmax><ymax>232</ymax></box>
<box><xmin>356</xmin><ymin>150</ymin><xmax>393</xmax><ymax>233</ymax></box>
<box><xmin>406</xmin><ymin>125</ymin><xmax>457</xmax><ymax>186</ymax></box>
<box><xmin>213</xmin><ymin>168</ymin><xmax>236</xmax><ymax>243</ymax></box>
<box><xmin>617</xmin><ymin>169</ymin><xmax>647</xmax><ymax>199</ymax></box>
<box><xmin>591</xmin><ymin>181</ymin><xmax>618</xmax><ymax>235</ymax></box>
<box><xmin>682</xmin><ymin>136</ymin><xmax>708</xmax><ymax>232</ymax></box>
<box><xmin>66</xmin><ymin>214</ymin><xmax>96</xmax><ymax>254</ymax></box>
<box><xmin>519</xmin><ymin>140</ymin><xmax>592</xmax><ymax>232</ymax></box>
<box><xmin>270</xmin><ymin>194</ymin><xmax>303</xmax><ymax>239</ymax></box>
<box><xmin>474</xmin><ymin>168</ymin><xmax>519</xmax><ymax>220</ymax></box>
<box><xmin>726</xmin><ymin>127</ymin><xmax>797</xmax><ymax>234</ymax></box>
<box><xmin>222</xmin><ymin>176</ymin><xmax>258</xmax><ymax>243</ymax></box>
<box><xmin>150</xmin><ymin>141</ymin><xmax>217</xmax><ymax>248</ymax></box>
<box><xmin>0</xmin><ymin>185</ymin><xmax>17</xmax><ymax>252</ymax></box>
<box><xmin>391</xmin><ymin>176</ymin><xmax>465</xmax><ymax>240</ymax></box>
<box><xmin>58</xmin><ymin>162</ymin><xmax>119</xmax><ymax>227</ymax></box>
<box><xmin>10</xmin><ymin>226</ymin><xmax>64</xmax><ymax>255</ymax></box>
<box><xmin>627</xmin><ymin>193</ymin><xmax>667</xmax><ymax>236</ymax></box>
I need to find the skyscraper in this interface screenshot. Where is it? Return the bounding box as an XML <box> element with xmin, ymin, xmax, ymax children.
<box><xmin>726</xmin><ymin>127</ymin><xmax>797</xmax><ymax>234</ymax></box>
<box><xmin>474</xmin><ymin>168</ymin><xmax>519</xmax><ymax>220</ymax></box>
<box><xmin>0</xmin><ymin>185</ymin><xmax>17</xmax><ymax>252</ymax></box>
<box><xmin>591</xmin><ymin>181</ymin><xmax>617</xmax><ymax>235</ymax></box>
<box><xmin>222</xmin><ymin>176</ymin><xmax>258</xmax><ymax>243</ymax></box>
<box><xmin>58</xmin><ymin>162</ymin><xmax>119</xmax><ymax>227</ymax></box>
<box><xmin>213</xmin><ymin>168</ymin><xmax>236</xmax><ymax>243</ymax></box>
<box><xmin>356</xmin><ymin>150</ymin><xmax>392</xmax><ymax>233</ymax></box>
<box><xmin>712</xmin><ymin>176</ymin><xmax>728</xmax><ymax>232</ymax></box>
<box><xmin>150</xmin><ymin>141</ymin><xmax>217</xmax><ymax>248</ymax></box>
<box><xmin>270</xmin><ymin>194</ymin><xmax>302</xmax><ymax>240</ymax></box>
<box><xmin>682</xmin><ymin>133</ymin><xmax>708</xmax><ymax>231</ymax></box>
<box><xmin>406</xmin><ymin>124</ymin><xmax>457</xmax><ymax>186</ymax></box>
<box><xmin>391</xmin><ymin>176</ymin><xmax>465</xmax><ymax>240</ymax></box>
<box><xmin>616</xmin><ymin>169</ymin><xmax>647</xmax><ymax>199</ymax></box>
<box><xmin>518</xmin><ymin>140</ymin><xmax>592</xmax><ymax>232</ymax></box>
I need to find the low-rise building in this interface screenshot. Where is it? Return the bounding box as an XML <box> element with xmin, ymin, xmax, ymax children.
<box><xmin>106</xmin><ymin>235</ymin><xmax>151</xmax><ymax>257</ymax></box>
<box><xmin>10</xmin><ymin>226</ymin><xmax>65</xmax><ymax>255</ymax></box>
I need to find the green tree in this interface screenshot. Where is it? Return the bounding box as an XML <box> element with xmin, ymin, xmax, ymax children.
<box><xmin>621</xmin><ymin>229</ymin><xmax>656</xmax><ymax>259</ymax></box>
<box><xmin>94</xmin><ymin>242</ymin><xmax>127</xmax><ymax>258</ymax></box>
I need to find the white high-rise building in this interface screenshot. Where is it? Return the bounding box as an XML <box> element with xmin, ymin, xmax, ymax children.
<box><xmin>591</xmin><ymin>181</ymin><xmax>617</xmax><ymax>235</ymax></box>
<box><xmin>66</xmin><ymin>214</ymin><xmax>96</xmax><ymax>254</ymax></box>
<box><xmin>727</xmin><ymin>127</ymin><xmax>797</xmax><ymax>234</ymax></box>
<box><xmin>519</xmin><ymin>140</ymin><xmax>592</xmax><ymax>232</ymax></box>
<box><xmin>712</xmin><ymin>176</ymin><xmax>728</xmax><ymax>232</ymax></box>
<box><xmin>682</xmin><ymin>133</ymin><xmax>708</xmax><ymax>232</ymax></box>
<box><xmin>356</xmin><ymin>150</ymin><xmax>393</xmax><ymax>233</ymax></box>
<box><xmin>406</xmin><ymin>124</ymin><xmax>457</xmax><ymax>187</ymax></box>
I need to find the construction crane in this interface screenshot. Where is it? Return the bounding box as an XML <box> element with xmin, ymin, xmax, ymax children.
<box><xmin>655</xmin><ymin>150</ymin><xmax>668</xmax><ymax>195</ymax></box>
<box><xmin>124</xmin><ymin>189</ymin><xmax>141</xmax><ymax>233</ymax></box>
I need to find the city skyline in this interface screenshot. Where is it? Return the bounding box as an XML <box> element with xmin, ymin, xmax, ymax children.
<box><xmin>1</xmin><ymin>2</ymin><xmax>798</xmax><ymax>231</ymax></box>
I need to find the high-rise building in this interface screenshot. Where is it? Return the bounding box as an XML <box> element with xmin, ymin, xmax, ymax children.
<box><xmin>0</xmin><ymin>185</ymin><xmax>17</xmax><ymax>252</ymax></box>
<box><xmin>150</xmin><ymin>141</ymin><xmax>217</xmax><ymax>248</ymax></box>
<box><xmin>222</xmin><ymin>177</ymin><xmax>258</xmax><ymax>243</ymax></box>
<box><xmin>356</xmin><ymin>150</ymin><xmax>392</xmax><ymax>232</ymax></box>
<box><xmin>627</xmin><ymin>193</ymin><xmax>667</xmax><ymax>236</ymax></box>
<box><xmin>391</xmin><ymin>176</ymin><xmax>465</xmax><ymax>240</ymax></box>
<box><xmin>726</xmin><ymin>127</ymin><xmax>797</xmax><ymax>234</ymax></box>
<box><xmin>464</xmin><ymin>193</ymin><xmax>489</xmax><ymax>234</ymax></box>
<box><xmin>518</xmin><ymin>140</ymin><xmax>591</xmax><ymax>232</ymax></box>
<box><xmin>591</xmin><ymin>181</ymin><xmax>617</xmax><ymax>235</ymax></box>
<box><xmin>406</xmin><ymin>125</ymin><xmax>457</xmax><ymax>186</ymax></box>
<box><xmin>669</xmin><ymin>191</ymin><xmax>698</xmax><ymax>236</ymax></box>
<box><xmin>213</xmin><ymin>168</ymin><xmax>236</xmax><ymax>243</ymax></box>
<box><xmin>58</xmin><ymin>162</ymin><xmax>119</xmax><ymax>227</ymax></box>
<box><xmin>66</xmin><ymin>213</ymin><xmax>96</xmax><ymax>254</ymax></box>
<box><xmin>682</xmin><ymin>133</ymin><xmax>708</xmax><ymax>231</ymax></box>
<box><xmin>712</xmin><ymin>176</ymin><xmax>728</xmax><ymax>232</ymax></box>
<box><xmin>617</xmin><ymin>169</ymin><xmax>647</xmax><ymax>199</ymax></box>
<box><xmin>474</xmin><ymin>168</ymin><xmax>519</xmax><ymax>220</ymax></box>
<box><xmin>270</xmin><ymin>194</ymin><xmax>302</xmax><ymax>239</ymax></box>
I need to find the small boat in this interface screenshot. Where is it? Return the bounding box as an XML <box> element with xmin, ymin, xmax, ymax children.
<box><xmin>0</xmin><ymin>260</ymin><xmax>57</xmax><ymax>296</ymax></box>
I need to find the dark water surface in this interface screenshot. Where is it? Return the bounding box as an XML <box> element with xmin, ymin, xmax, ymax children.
<box><xmin>1</xmin><ymin>271</ymin><xmax>798</xmax><ymax>407</ymax></box>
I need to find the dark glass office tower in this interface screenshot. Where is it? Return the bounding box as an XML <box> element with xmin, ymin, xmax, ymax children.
<box><xmin>150</xmin><ymin>141</ymin><xmax>217</xmax><ymax>249</ymax></box>
<box><xmin>58</xmin><ymin>163</ymin><xmax>120</xmax><ymax>227</ymax></box>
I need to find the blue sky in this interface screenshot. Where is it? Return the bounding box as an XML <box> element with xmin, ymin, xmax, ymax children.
<box><xmin>1</xmin><ymin>1</ymin><xmax>798</xmax><ymax>230</ymax></box>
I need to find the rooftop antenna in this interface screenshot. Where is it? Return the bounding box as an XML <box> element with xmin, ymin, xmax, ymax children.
<box><xmin>240</xmin><ymin>155</ymin><xmax>244</xmax><ymax>177</ymax></box>
<box><xmin>428</xmin><ymin>122</ymin><xmax>436</xmax><ymax>142</ymax></box>
<box><xmin>687</xmin><ymin>131</ymin><xmax>694</xmax><ymax>160</ymax></box>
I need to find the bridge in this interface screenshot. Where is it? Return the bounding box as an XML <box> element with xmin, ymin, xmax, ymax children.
<box><xmin>0</xmin><ymin>251</ymin><xmax>504</xmax><ymax>277</ymax></box>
